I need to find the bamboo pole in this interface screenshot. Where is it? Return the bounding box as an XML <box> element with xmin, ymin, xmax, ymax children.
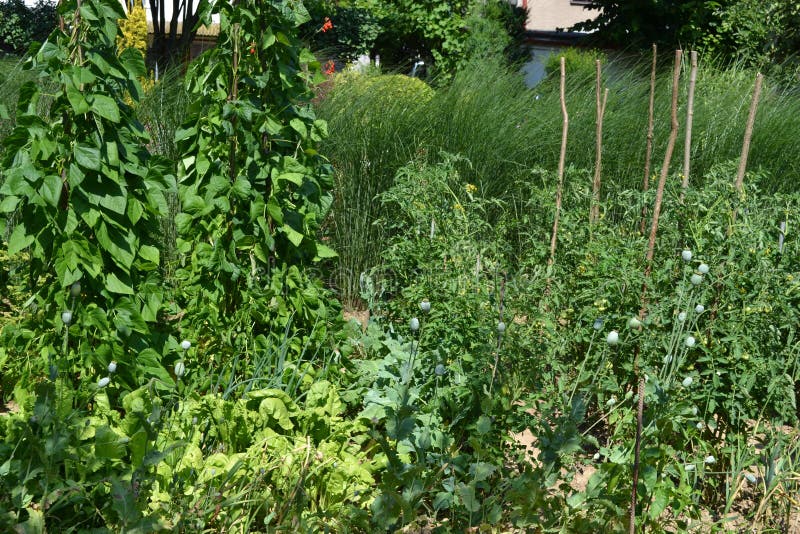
<box><xmin>590</xmin><ymin>60</ymin><xmax>609</xmax><ymax>225</ymax></box>
<box><xmin>640</xmin><ymin>44</ymin><xmax>658</xmax><ymax>234</ymax></box>
<box><xmin>631</xmin><ymin>50</ymin><xmax>683</xmax><ymax>534</ymax></box>
<box><xmin>548</xmin><ymin>57</ymin><xmax>568</xmax><ymax>266</ymax></box>
<box><xmin>681</xmin><ymin>51</ymin><xmax>698</xmax><ymax>202</ymax></box>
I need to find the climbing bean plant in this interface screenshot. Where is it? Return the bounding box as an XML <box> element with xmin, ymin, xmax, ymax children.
<box><xmin>0</xmin><ymin>0</ymin><xmax>172</xmax><ymax>388</ymax></box>
<box><xmin>174</xmin><ymin>0</ymin><xmax>338</xmax><ymax>347</ymax></box>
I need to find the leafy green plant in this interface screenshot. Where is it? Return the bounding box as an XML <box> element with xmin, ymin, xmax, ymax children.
<box><xmin>0</xmin><ymin>0</ymin><xmax>172</xmax><ymax>390</ymax></box>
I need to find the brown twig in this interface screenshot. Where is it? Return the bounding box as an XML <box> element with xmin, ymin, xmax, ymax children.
<box><xmin>591</xmin><ymin>60</ymin><xmax>608</xmax><ymax>225</ymax></box>
<box><xmin>681</xmin><ymin>51</ymin><xmax>698</xmax><ymax>202</ymax></box>
<box><xmin>728</xmin><ymin>72</ymin><xmax>763</xmax><ymax>235</ymax></box>
<box><xmin>640</xmin><ymin>44</ymin><xmax>658</xmax><ymax>235</ymax></box>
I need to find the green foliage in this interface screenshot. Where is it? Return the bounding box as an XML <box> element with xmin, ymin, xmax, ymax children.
<box><xmin>0</xmin><ymin>0</ymin><xmax>57</xmax><ymax>54</ymax></box>
<box><xmin>0</xmin><ymin>0</ymin><xmax>172</xmax><ymax>389</ymax></box>
<box><xmin>174</xmin><ymin>0</ymin><xmax>339</xmax><ymax>356</ymax></box>
<box><xmin>704</xmin><ymin>0</ymin><xmax>800</xmax><ymax>83</ymax></box>
<box><xmin>571</xmin><ymin>0</ymin><xmax>727</xmax><ymax>49</ymax></box>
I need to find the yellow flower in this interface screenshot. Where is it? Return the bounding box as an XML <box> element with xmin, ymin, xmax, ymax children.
<box><xmin>454</xmin><ymin>203</ymin><xmax>464</xmax><ymax>212</ymax></box>
<box><xmin>465</xmin><ymin>183</ymin><xmax>477</xmax><ymax>194</ymax></box>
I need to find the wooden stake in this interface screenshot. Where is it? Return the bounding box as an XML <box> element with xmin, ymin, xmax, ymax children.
<box><xmin>729</xmin><ymin>72</ymin><xmax>764</xmax><ymax>234</ymax></box>
<box><xmin>640</xmin><ymin>44</ymin><xmax>658</xmax><ymax>234</ymax></box>
<box><xmin>735</xmin><ymin>73</ymin><xmax>764</xmax><ymax>192</ymax></box>
<box><xmin>681</xmin><ymin>51</ymin><xmax>698</xmax><ymax>202</ymax></box>
<box><xmin>591</xmin><ymin>60</ymin><xmax>609</xmax><ymax>225</ymax></box>
<box><xmin>631</xmin><ymin>49</ymin><xmax>683</xmax><ymax>534</ymax></box>
<box><xmin>548</xmin><ymin>57</ymin><xmax>568</xmax><ymax>266</ymax></box>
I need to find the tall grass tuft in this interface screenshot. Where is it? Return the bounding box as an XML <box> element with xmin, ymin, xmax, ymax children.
<box><xmin>317</xmin><ymin>54</ymin><xmax>800</xmax><ymax>307</ymax></box>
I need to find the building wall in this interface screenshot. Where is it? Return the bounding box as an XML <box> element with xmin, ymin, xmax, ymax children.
<box><xmin>524</xmin><ymin>0</ymin><xmax>597</xmax><ymax>33</ymax></box>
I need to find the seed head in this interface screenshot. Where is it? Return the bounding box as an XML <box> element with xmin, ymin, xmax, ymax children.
<box><xmin>593</xmin><ymin>317</ymin><xmax>604</xmax><ymax>331</ymax></box>
<box><xmin>419</xmin><ymin>300</ymin><xmax>431</xmax><ymax>313</ymax></box>
<box><xmin>107</xmin><ymin>361</ymin><xmax>117</xmax><ymax>373</ymax></box>
<box><xmin>627</xmin><ymin>317</ymin><xmax>642</xmax><ymax>328</ymax></box>
<box><xmin>690</xmin><ymin>274</ymin><xmax>703</xmax><ymax>286</ymax></box>
<box><xmin>606</xmin><ymin>396</ymin><xmax>616</xmax><ymax>407</ymax></box>
<box><xmin>682</xmin><ymin>376</ymin><xmax>693</xmax><ymax>387</ymax></box>
<box><xmin>410</xmin><ymin>318</ymin><xmax>420</xmax><ymax>332</ymax></box>
<box><xmin>681</xmin><ymin>250</ymin><xmax>693</xmax><ymax>262</ymax></box>
<box><xmin>175</xmin><ymin>361</ymin><xmax>186</xmax><ymax>378</ymax></box>
<box><xmin>434</xmin><ymin>364</ymin><xmax>446</xmax><ymax>376</ymax></box>
<box><xmin>704</xmin><ymin>455</ymin><xmax>716</xmax><ymax>465</ymax></box>
<box><xmin>97</xmin><ymin>376</ymin><xmax>111</xmax><ymax>388</ymax></box>
<box><xmin>698</xmin><ymin>263</ymin><xmax>709</xmax><ymax>274</ymax></box>
<box><xmin>684</xmin><ymin>463</ymin><xmax>696</xmax><ymax>472</ymax></box>
<box><xmin>497</xmin><ymin>321</ymin><xmax>506</xmax><ymax>334</ymax></box>
<box><xmin>181</xmin><ymin>340</ymin><xmax>191</xmax><ymax>351</ymax></box>
<box><xmin>695</xmin><ymin>304</ymin><xmax>705</xmax><ymax>314</ymax></box>
<box><xmin>70</xmin><ymin>282</ymin><xmax>81</xmax><ymax>297</ymax></box>
<box><xmin>685</xmin><ymin>336</ymin><xmax>696</xmax><ymax>348</ymax></box>
<box><xmin>606</xmin><ymin>330</ymin><xmax>619</xmax><ymax>346</ymax></box>
<box><xmin>678</xmin><ymin>312</ymin><xmax>687</xmax><ymax>322</ymax></box>
<box><xmin>61</xmin><ymin>310</ymin><xmax>73</xmax><ymax>325</ymax></box>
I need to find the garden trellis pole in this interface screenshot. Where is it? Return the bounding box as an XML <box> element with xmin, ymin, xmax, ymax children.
<box><xmin>681</xmin><ymin>50</ymin><xmax>698</xmax><ymax>202</ymax></box>
<box><xmin>729</xmin><ymin>72</ymin><xmax>763</xmax><ymax>234</ymax></box>
<box><xmin>548</xmin><ymin>57</ymin><xmax>568</xmax><ymax>267</ymax></box>
<box><xmin>590</xmin><ymin>60</ymin><xmax>609</xmax><ymax>225</ymax></box>
<box><xmin>632</xmin><ymin>49</ymin><xmax>683</xmax><ymax>534</ymax></box>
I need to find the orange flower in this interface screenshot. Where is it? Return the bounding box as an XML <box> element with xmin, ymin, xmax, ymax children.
<box><xmin>324</xmin><ymin>60</ymin><xmax>335</xmax><ymax>75</ymax></box>
<box><xmin>321</xmin><ymin>17</ymin><xmax>333</xmax><ymax>33</ymax></box>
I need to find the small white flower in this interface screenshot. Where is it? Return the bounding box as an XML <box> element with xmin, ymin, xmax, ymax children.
<box><xmin>97</xmin><ymin>376</ymin><xmax>111</xmax><ymax>388</ymax></box>
<box><xmin>695</xmin><ymin>304</ymin><xmax>705</xmax><ymax>314</ymax></box>
<box><xmin>70</xmin><ymin>282</ymin><xmax>81</xmax><ymax>297</ymax></box>
<box><xmin>410</xmin><ymin>318</ymin><xmax>420</xmax><ymax>331</ymax></box>
<box><xmin>682</xmin><ymin>250</ymin><xmax>693</xmax><ymax>262</ymax></box>
<box><xmin>685</xmin><ymin>336</ymin><xmax>696</xmax><ymax>348</ymax></box>
<box><xmin>684</xmin><ymin>463</ymin><xmax>696</xmax><ymax>472</ymax></box>
<box><xmin>606</xmin><ymin>396</ymin><xmax>617</xmax><ymax>407</ymax></box>
<box><xmin>704</xmin><ymin>455</ymin><xmax>716</xmax><ymax>465</ymax></box>
<box><xmin>682</xmin><ymin>376</ymin><xmax>693</xmax><ymax>387</ymax></box>
<box><xmin>180</xmin><ymin>340</ymin><xmax>191</xmax><ymax>351</ymax></box>
<box><xmin>61</xmin><ymin>310</ymin><xmax>73</xmax><ymax>325</ymax></box>
<box><xmin>175</xmin><ymin>361</ymin><xmax>186</xmax><ymax>378</ymax></box>
<box><xmin>627</xmin><ymin>317</ymin><xmax>642</xmax><ymax>328</ymax></box>
<box><xmin>107</xmin><ymin>361</ymin><xmax>117</xmax><ymax>374</ymax></box>
<box><xmin>606</xmin><ymin>330</ymin><xmax>619</xmax><ymax>346</ymax></box>
<box><xmin>698</xmin><ymin>263</ymin><xmax>709</xmax><ymax>274</ymax></box>
<box><xmin>419</xmin><ymin>300</ymin><xmax>431</xmax><ymax>313</ymax></box>
<box><xmin>592</xmin><ymin>452</ymin><xmax>601</xmax><ymax>461</ymax></box>
<box><xmin>678</xmin><ymin>312</ymin><xmax>687</xmax><ymax>322</ymax></box>
<box><xmin>497</xmin><ymin>321</ymin><xmax>506</xmax><ymax>334</ymax></box>
<box><xmin>690</xmin><ymin>274</ymin><xmax>703</xmax><ymax>286</ymax></box>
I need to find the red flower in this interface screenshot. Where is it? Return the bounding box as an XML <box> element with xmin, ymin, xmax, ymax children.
<box><xmin>249</xmin><ymin>41</ymin><xmax>256</xmax><ymax>54</ymax></box>
<box><xmin>321</xmin><ymin>17</ymin><xmax>333</xmax><ymax>33</ymax></box>
<box><xmin>324</xmin><ymin>60</ymin><xmax>335</xmax><ymax>75</ymax></box>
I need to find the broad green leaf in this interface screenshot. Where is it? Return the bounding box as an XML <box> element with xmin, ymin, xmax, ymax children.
<box><xmin>66</xmin><ymin>85</ymin><xmax>90</xmax><ymax>114</ymax></box>
<box><xmin>106</xmin><ymin>272</ymin><xmax>134</xmax><ymax>294</ymax></box>
<box><xmin>40</xmin><ymin>175</ymin><xmax>62</xmax><ymax>208</ymax></box>
<box><xmin>95</xmin><ymin>425</ymin><xmax>126</xmax><ymax>458</ymax></box>
<box><xmin>139</xmin><ymin>245</ymin><xmax>159</xmax><ymax>264</ymax></box>
<box><xmin>7</xmin><ymin>223</ymin><xmax>33</xmax><ymax>254</ymax></box>
<box><xmin>314</xmin><ymin>243</ymin><xmax>337</xmax><ymax>259</ymax></box>
<box><xmin>90</xmin><ymin>94</ymin><xmax>120</xmax><ymax>122</ymax></box>
<box><xmin>74</xmin><ymin>144</ymin><xmax>101</xmax><ymax>170</ymax></box>
<box><xmin>281</xmin><ymin>224</ymin><xmax>304</xmax><ymax>247</ymax></box>
<box><xmin>0</xmin><ymin>195</ymin><xmax>19</xmax><ymax>212</ymax></box>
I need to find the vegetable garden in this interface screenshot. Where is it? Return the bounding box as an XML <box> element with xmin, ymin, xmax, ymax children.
<box><xmin>0</xmin><ymin>0</ymin><xmax>799</xmax><ymax>532</ymax></box>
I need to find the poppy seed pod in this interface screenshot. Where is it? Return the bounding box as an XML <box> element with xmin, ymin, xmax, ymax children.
<box><xmin>61</xmin><ymin>310</ymin><xmax>72</xmax><ymax>325</ymax></box>
<box><xmin>606</xmin><ymin>330</ymin><xmax>619</xmax><ymax>346</ymax></box>
<box><xmin>181</xmin><ymin>340</ymin><xmax>191</xmax><ymax>351</ymax></box>
<box><xmin>681</xmin><ymin>250</ymin><xmax>693</xmax><ymax>262</ymax></box>
<box><xmin>410</xmin><ymin>318</ymin><xmax>420</xmax><ymax>332</ymax></box>
<box><xmin>70</xmin><ymin>282</ymin><xmax>81</xmax><ymax>297</ymax></box>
